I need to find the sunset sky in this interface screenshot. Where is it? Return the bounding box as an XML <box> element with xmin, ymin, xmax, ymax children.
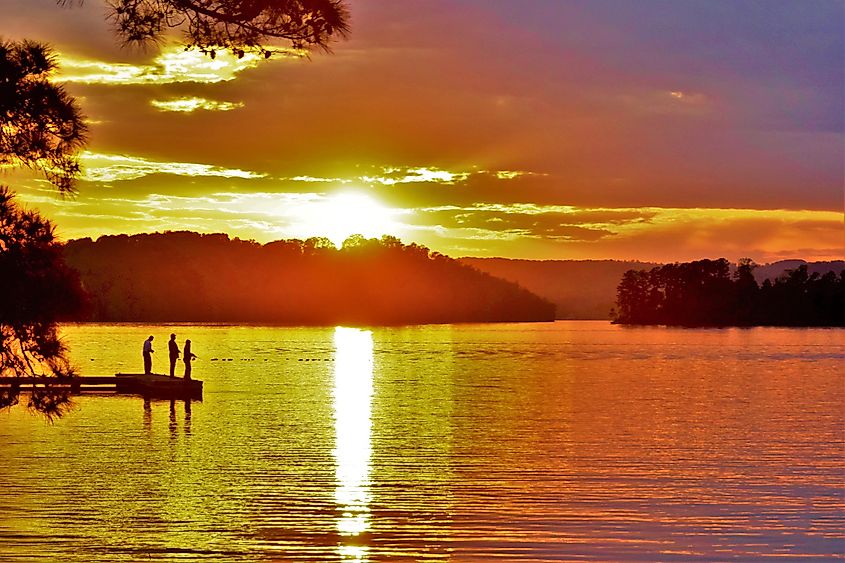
<box><xmin>4</xmin><ymin>0</ymin><xmax>843</xmax><ymax>262</ymax></box>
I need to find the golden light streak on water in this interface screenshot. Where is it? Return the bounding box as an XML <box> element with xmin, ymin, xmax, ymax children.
<box><xmin>333</xmin><ymin>327</ymin><xmax>374</xmax><ymax>561</ymax></box>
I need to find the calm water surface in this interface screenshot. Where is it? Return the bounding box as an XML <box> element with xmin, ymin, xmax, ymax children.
<box><xmin>0</xmin><ymin>322</ymin><xmax>843</xmax><ymax>561</ymax></box>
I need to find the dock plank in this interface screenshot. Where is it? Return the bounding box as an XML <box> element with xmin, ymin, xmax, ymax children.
<box><xmin>0</xmin><ymin>374</ymin><xmax>202</xmax><ymax>400</ymax></box>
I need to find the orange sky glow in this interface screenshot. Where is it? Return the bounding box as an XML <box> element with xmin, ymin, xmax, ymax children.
<box><xmin>4</xmin><ymin>0</ymin><xmax>843</xmax><ymax>263</ymax></box>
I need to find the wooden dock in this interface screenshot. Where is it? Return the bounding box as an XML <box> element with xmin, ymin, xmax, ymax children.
<box><xmin>0</xmin><ymin>373</ymin><xmax>202</xmax><ymax>400</ymax></box>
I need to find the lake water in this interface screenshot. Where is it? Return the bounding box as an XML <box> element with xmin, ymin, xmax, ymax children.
<box><xmin>0</xmin><ymin>322</ymin><xmax>843</xmax><ymax>561</ymax></box>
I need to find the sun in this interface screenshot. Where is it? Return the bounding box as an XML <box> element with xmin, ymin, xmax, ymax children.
<box><xmin>304</xmin><ymin>193</ymin><xmax>402</xmax><ymax>247</ymax></box>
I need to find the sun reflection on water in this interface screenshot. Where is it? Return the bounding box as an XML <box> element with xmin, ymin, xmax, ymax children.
<box><xmin>333</xmin><ymin>327</ymin><xmax>374</xmax><ymax>561</ymax></box>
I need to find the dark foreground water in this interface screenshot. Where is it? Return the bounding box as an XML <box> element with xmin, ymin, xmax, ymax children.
<box><xmin>0</xmin><ymin>322</ymin><xmax>843</xmax><ymax>561</ymax></box>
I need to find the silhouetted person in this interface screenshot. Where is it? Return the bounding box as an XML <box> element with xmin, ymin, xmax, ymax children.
<box><xmin>168</xmin><ymin>333</ymin><xmax>180</xmax><ymax>377</ymax></box>
<box><xmin>183</xmin><ymin>339</ymin><xmax>197</xmax><ymax>379</ymax></box>
<box><xmin>142</xmin><ymin>335</ymin><xmax>154</xmax><ymax>374</ymax></box>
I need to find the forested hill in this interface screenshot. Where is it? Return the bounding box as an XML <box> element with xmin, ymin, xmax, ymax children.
<box><xmin>62</xmin><ymin>232</ymin><xmax>555</xmax><ymax>324</ymax></box>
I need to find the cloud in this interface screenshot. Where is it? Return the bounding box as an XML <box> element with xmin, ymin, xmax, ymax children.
<box><xmin>55</xmin><ymin>46</ymin><xmax>299</xmax><ymax>85</ymax></box>
<box><xmin>361</xmin><ymin>167</ymin><xmax>471</xmax><ymax>186</ymax></box>
<box><xmin>415</xmin><ymin>204</ymin><xmax>639</xmax><ymax>242</ymax></box>
<box><xmin>407</xmin><ymin>203</ymin><xmax>844</xmax><ymax>260</ymax></box>
<box><xmin>79</xmin><ymin>151</ymin><xmax>266</xmax><ymax>182</ymax></box>
<box><xmin>14</xmin><ymin>0</ymin><xmax>839</xmax><ymax>221</ymax></box>
<box><xmin>358</xmin><ymin>166</ymin><xmax>543</xmax><ymax>187</ymax></box>
<box><xmin>288</xmin><ymin>175</ymin><xmax>353</xmax><ymax>184</ymax></box>
<box><xmin>13</xmin><ymin>170</ymin><xmax>842</xmax><ymax>263</ymax></box>
<box><xmin>26</xmin><ymin>190</ymin><xmax>410</xmax><ymax>246</ymax></box>
<box><xmin>150</xmin><ymin>97</ymin><xmax>244</xmax><ymax>112</ymax></box>
<box><xmin>495</xmin><ymin>170</ymin><xmax>535</xmax><ymax>180</ymax></box>
<box><xmin>270</xmin><ymin>166</ymin><xmax>542</xmax><ymax>189</ymax></box>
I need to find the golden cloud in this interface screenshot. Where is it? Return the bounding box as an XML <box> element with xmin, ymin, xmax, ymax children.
<box><xmin>14</xmin><ymin>169</ymin><xmax>841</xmax><ymax>263</ymax></box>
<box><xmin>55</xmin><ymin>46</ymin><xmax>301</xmax><ymax>85</ymax></box>
<box><xmin>150</xmin><ymin>97</ymin><xmax>245</xmax><ymax>112</ymax></box>
<box><xmin>271</xmin><ymin>166</ymin><xmax>540</xmax><ymax>187</ymax></box>
<box><xmin>360</xmin><ymin>167</ymin><xmax>471</xmax><ymax>186</ymax></box>
<box><xmin>35</xmin><ymin>190</ymin><xmax>408</xmax><ymax>246</ymax></box>
<box><xmin>358</xmin><ymin>166</ymin><xmax>542</xmax><ymax>186</ymax></box>
<box><xmin>80</xmin><ymin>151</ymin><xmax>266</xmax><ymax>182</ymax></box>
<box><xmin>289</xmin><ymin>175</ymin><xmax>353</xmax><ymax>184</ymax></box>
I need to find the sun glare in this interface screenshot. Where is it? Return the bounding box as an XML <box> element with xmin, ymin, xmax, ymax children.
<box><xmin>304</xmin><ymin>193</ymin><xmax>401</xmax><ymax>247</ymax></box>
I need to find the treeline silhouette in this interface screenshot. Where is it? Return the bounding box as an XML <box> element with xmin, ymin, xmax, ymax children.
<box><xmin>63</xmin><ymin>232</ymin><xmax>555</xmax><ymax>324</ymax></box>
<box><xmin>614</xmin><ymin>258</ymin><xmax>845</xmax><ymax>326</ymax></box>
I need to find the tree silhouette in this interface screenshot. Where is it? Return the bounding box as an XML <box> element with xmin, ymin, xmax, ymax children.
<box><xmin>0</xmin><ymin>39</ymin><xmax>89</xmax><ymax>405</ymax></box>
<box><xmin>70</xmin><ymin>0</ymin><xmax>350</xmax><ymax>57</ymax></box>
<box><xmin>614</xmin><ymin>258</ymin><xmax>844</xmax><ymax>327</ymax></box>
<box><xmin>733</xmin><ymin>258</ymin><xmax>759</xmax><ymax>324</ymax></box>
<box><xmin>0</xmin><ymin>187</ymin><xmax>86</xmax><ymax>417</ymax></box>
<box><xmin>0</xmin><ymin>40</ymin><xmax>90</xmax><ymax>416</ymax></box>
<box><xmin>0</xmin><ymin>39</ymin><xmax>87</xmax><ymax>195</ymax></box>
<box><xmin>0</xmin><ymin>187</ymin><xmax>86</xmax><ymax>378</ymax></box>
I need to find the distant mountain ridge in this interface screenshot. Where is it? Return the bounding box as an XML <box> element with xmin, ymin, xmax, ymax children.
<box><xmin>752</xmin><ymin>260</ymin><xmax>845</xmax><ymax>284</ymax></box>
<box><xmin>460</xmin><ymin>258</ymin><xmax>845</xmax><ymax>320</ymax></box>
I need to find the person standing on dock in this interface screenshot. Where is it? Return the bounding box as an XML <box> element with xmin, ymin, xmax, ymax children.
<box><xmin>168</xmin><ymin>333</ymin><xmax>180</xmax><ymax>377</ymax></box>
<box><xmin>183</xmin><ymin>339</ymin><xmax>197</xmax><ymax>379</ymax></box>
<box><xmin>143</xmin><ymin>335</ymin><xmax>154</xmax><ymax>375</ymax></box>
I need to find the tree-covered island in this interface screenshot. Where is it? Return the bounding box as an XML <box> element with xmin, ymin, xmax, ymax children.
<box><xmin>614</xmin><ymin>258</ymin><xmax>845</xmax><ymax>327</ymax></box>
